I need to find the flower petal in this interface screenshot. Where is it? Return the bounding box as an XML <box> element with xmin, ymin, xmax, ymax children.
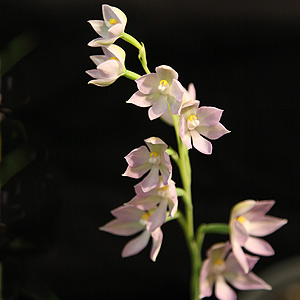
<box><xmin>136</xmin><ymin>73</ymin><xmax>160</xmax><ymax>94</ymax></box>
<box><xmin>244</xmin><ymin>236</ymin><xmax>275</xmax><ymax>256</ymax></box>
<box><xmin>244</xmin><ymin>200</ymin><xmax>275</xmax><ymax>220</ymax></box>
<box><xmin>88</xmin><ymin>36</ymin><xmax>119</xmax><ymax>47</ymax></box>
<box><xmin>227</xmin><ymin>271</ymin><xmax>271</xmax><ymax>291</ymax></box>
<box><xmin>90</xmin><ymin>55</ymin><xmax>107</xmax><ymax>66</ymax></box>
<box><xmin>215</xmin><ymin>276</ymin><xmax>237</xmax><ymax>300</ymax></box>
<box><xmin>140</xmin><ymin>166</ymin><xmax>160</xmax><ymax>192</ymax></box>
<box><xmin>197</xmin><ymin>106</ymin><xmax>224</xmax><ymax>126</ymax></box>
<box><xmin>247</xmin><ymin>216</ymin><xmax>287</xmax><ymax>237</ymax></box>
<box><xmin>124</xmin><ymin>145</ymin><xmax>150</xmax><ymax>167</ymax></box>
<box><xmin>190</xmin><ymin>130</ymin><xmax>212</xmax><ymax>154</ymax></box>
<box><xmin>230</xmin><ymin>200</ymin><xmax>256</xmax><ymax>220</ymax></box>
<box><xmin>147</xmin><ymin>200</ymin><xmax>168</xmax><ymax>232</ymax></box>
<box><xmin>148</xmin><ymin>94</ymin><xmax>168</xmax><ymax>120</ymax></box>
<box><xmin>127</xmin><ymin>91</ymin><xmax>160</xmax><ymax>108</ymax></box>
<box><xmin>150</xmin><ymin>227</ymin><xmax>163</xmax><ymax>262</ymax></box>
<box><xmin>88</xmin><ymin>20</ymin><xmax>108</xmax><ymax>37</ymax></box>
<box><xmin>232</xmin><ymin>240</ymin><xmax>249</xmax><ymax>274</ymax></box>
<box><xmin>121</xmin><ymin>230</ymin><xmax>150</xmax><ymax>258</ymax></box>
<box><xmin>100</xmin><ymin>219</ymin><xmax>143</xmax><ymax>236</ymax></box>
<box><xmin>123</xmin><ymin>163</ymin><xmax>151</xmax><ymax>179</ymax></box>
<box><xmin>197</xmin><ymin>123</ymin><xmax>230</xmax><ymax>140</ymax></box>
<box><xmin>199</xmin><ymin>259</ymin><xmax>214</xmax><ymax>298</ymax></box>
<box><xmin>111</xmin><ymin>205</ymin><xmax>145</xmax><ymax>221</ymax></box>
<box><xmin>156</xmin><ymin>65</ymin><xmax>178</xmax><ymax>82</ymax></box>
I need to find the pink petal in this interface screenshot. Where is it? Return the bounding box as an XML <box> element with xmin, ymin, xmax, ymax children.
<box><xmin>187</xmin><ymin>83</ymin><xmax>196</xmax><ymax>100</ymax></box>
<box><xmin>199</xmin><ymin>260</ymin><xmax>214</xmax><ymax>298</ymax></box>
<box><xmin>107</xmin><ymin>23</ymin><xmax>123</xmax><ymax>38</ymax></box>
<box><xmin>89</xmin><ymin>55</ymin><xmax>107</xmax><ymax>66</ymax></box>
<box><xmin>127</xmin><ymin>91</ymin><xmax>160</xmax><ymax>108</ymax></box>
<box><xmin>97</xmin><ymin>59</ymin><xmax>123</xmax><ymax>78</ymax></box>
<box><xmin>232</xmin><ymin>241</ymin><xmax>249</xmax><ymax>274</ymax></box>
<box><xmin>150</xmin><ymin>227</ymin><xmax>163</xmax><ymax>262</ymax></box>
<box><xmin>100</xmin><ymin>219</ymin><xmax>144</xmax><ymax>236</ymax></box>
<box><xmin>169</xmin><ymin>79</ymin><xmax>185</xmax><ymax>101</ymax></box>
<box><xmin>148</xmin><ymin>94</ymin><xmax>168</xmax><ymax>120</ymax></box>
<box><xmin>145</xmin><ymin>136</ymin><xmax>168</xmax><ymax>151</ymax></box>
<box><xmin>122</xmin><ymin>230</ymin><xmax>150</xmax><ymax>258</ymax></box>
<box><xmin>147</xmin><ymin>200</ymin><xmax>168</xmax><ymax>232</ymax></box>
<box><xmin>225</xmin><ymin>253</ymin><xmax>259</xmax><ymax>274</ymax></box>
<box><xmin>227</xmin><ymin>271</ymin><xmax>271</xmax><ymax>291</ymax></box>
<box><xmin>197</xmin><ymin>106</ymin><xmax>224</xmax><ymax>126</ymax></box>
<box><xmin>190</xmin><ymin>130</ymin><xmax>212</xmax><ymax>154</ymax></box>
<box><xmin>231</xmin><ymin>200</ymin><xmax>256</xmax><ymax>219</ymax></box>
<box><xmin>126</xmin><ymin>195</ymin><xmax>160</xmax><ymax>210</ymax></box>
<box><xmin>140</xmin><ymin>166</ymin><xmax>160</xmax><ymax>192</ymax></box>
<box><xmin>123</xmin><ymin>163</ymin><xmax>151</xmax><ymax>179</ymax></box>
<box><xmin>244</xmin><ymin>236</ymin><xmax>275</xmax><ymax>256</ymax></box>
<box><xmin>88</xmin><ymin>20</ymin><xmax>108</xmax><ymax>37</ymax></box>
<box><xmin>197</xmin><ymin>123</ymin><xmax>230</xmax><ymax>140</ymax></box>
<box><xmin>215</xmin><ymin>276</ymin><xmax>237</xmax><ymax>300</ymax></box>
<box><xmin>247</xmin><ymin>216</ymin><xmax>287</xmax><ymax>237</ymax></box>
<box><xmin>124</xmin><ymin>145</ymin><xmax>149</xmax><ymax>167</ymax></box>
<box><xmin>88</xmin><ymin>36</ymin><xmax>118</xmax><ymax>47</ymax></box>
<box><xmin>111</xmin><ymin>206</ymin><xmax>144</xmax><ymax>221</ymax></box>
<box><xmin>232</xmin><ymin>221</ymin><xmax>248</xmax><ymax>246</ymax></box>
<box><xmin>136</xmin><ymin>73</ymin><xmax>160</xmax><ymax>94</ymax></box>
<box><xmin>155</xmin><ymin>65</ymin><xmax>178</xmax><ymax>82</ymax></box>
<box><xmin>87</xmin><ymin>77</ymin><xmax>118</xmax><ymax>87</ymax></box>
<box><xmin>244</xmin><ymin>200</ymin><xmax>275</xmax><ymax>220</ymax></box>
<box><xmin>167</xmin><ymin>95</ymin><xmax>182</xmax><ymax>115</ymax></box>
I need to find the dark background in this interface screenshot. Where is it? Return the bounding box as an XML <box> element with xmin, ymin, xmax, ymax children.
<box><xmin>0</xmin><ymin>0</ymin><xmax>299</xmax><ymax>299</ymax></box>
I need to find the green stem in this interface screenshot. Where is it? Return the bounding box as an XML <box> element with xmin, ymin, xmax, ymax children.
<box><xmin>121</xmin><ymin>32</ymin><xmax>151</xmax><ymax>74</ymax></box>
<box><xmin>123</xmin><ymin>70</ymin><xmax>141</xmax><ymax>81</ymax></box>
<box><xmin>168</xmin><ymin>105</ymin><xmax>200</xmax><ymax>300</ymax></box>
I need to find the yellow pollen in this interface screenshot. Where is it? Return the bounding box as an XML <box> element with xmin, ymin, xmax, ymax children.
<box><xmin>188</xmin><ymin>115</ymin><xmax>197</xmax><ymax>122</ymax></box>
<box><xmin>159</xmin><ymin>186</ymin><xmax>168</xmax><ymax>192</ymax></box>
<box><xmin>109</xmin><ymin>18</ymin><xmax>118</xmax><ymax>25</ymax></box>
<box><xmin>237</xmin><ymin>216</ymin><xmax>247</xmax><ymax>224</ymax></box>
<box><xmin>141</xmin><ymin>212</ymin><xmax>150</xmax><ymax>221</ymax></box>
<box><xmin>150</xmin><ymin>151</ymin><xmax>158</xmax><ymax>158</ymax></box>
<box><xmin>215</xmin><ymin>259</ymin><xmax>225</xmax><ymax>266</ymax></box>
<box><xmin>109</xmin><ymin>57</ymin><xmax>119</xmax><ymax>60</ymax></box>
<box><xmin>159</xmin><ymin>79</ymin><xmax>168</xmax><ymax>86</ymax></box>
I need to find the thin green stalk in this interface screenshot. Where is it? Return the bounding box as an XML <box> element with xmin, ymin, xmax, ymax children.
<box><xmin>168</xmin><ymin>104</ymin><xmax>200</xmax><ymax>300</ymax></box>
<box><xmin>121</xmin><ymin>32</ymin><xmax>151</xmax><ymax>74</ymax></box>
<box><xmin>123</xmin><ymin>70</ymin><xmax>141</xmax><ymax>81</ymax></box>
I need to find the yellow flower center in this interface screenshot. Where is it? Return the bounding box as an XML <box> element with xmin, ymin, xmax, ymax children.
<box><xmin>159</xmin><ymin>186</ymin><xmax>168</xmax><ymax>192</ymax></box>
<box><xmin>141</xmin><ymin>212</ymin><xmax>151</xmax><ymax>221</ymax></box>
<box><xmin>188</xmin><ymin>115</ymin><xmax>197</xmax><ymax>122</ymax></box>
<box><xmin>109</xmin><ymin>18</ymin><xmax>118</xmax><ymax>25</ymax></box>
<box><xmin>215</xmin><ymin>258</ymin><xmax>225</xmax><ymax>266</ymax></box>
<box><xmin>149</xmin><ymin>151</ymin><xmax>160</xmax><ymax>164</ymax></box>
<box><xmin>237</xmin><ymin>216</ymin><xmax>247</xmax><ymax>224</ymax></box>
<box><xmin>109</xmin><ymin>57</ymin><xmax>119</xmax><ymax>60</ymax></box>
<box><xmin>159</xmin><ymin>79</ymin><xmax>168</xmax><ymax>86</ymax></box>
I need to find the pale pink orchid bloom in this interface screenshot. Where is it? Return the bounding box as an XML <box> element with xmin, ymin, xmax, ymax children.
<box><xmin>88</xmin><ymin>4</ymin><xmax>127</xmax><ymax>47</ymax></box>
<box><xmin>126</xmin><ymin>177</ymin><xmax>178</xmax><ymax>232</ymax></box>
<box><xmin>127</xmin><ymin>65</ymin><xmax>185</xmax><ymax>120</ymax></box>
<box><xmin>123</xmin><ymin>137</ymin><xmax>172</xmax><ymax>193</ymax></box>
<box><xmin>200</xmin><ymin>242</ymin><xmax>271</xmax><ymax>300</ymax></box>
<box><xmin>179</xmin><ymin>100</ymin><xmax>230</xmax><ymax>154</ymax></box>
<box><xmin>229</xmin><ymin>200</ymin><xmax>288</xmax><ymax>274</ymax></box>
<box><xmin>100</xmin><ymin>205</ymin><xmax>163</xmax><ymax>262</ymax></box>
<box><xmin>86</xmin><ymin>44</ymin><xmax>125</xmax><ymax>87</ymax></box>
<box><xmin>160</xmin><ymin>82</ymin><xmax>196</xmax><ymax>126</ymax></box>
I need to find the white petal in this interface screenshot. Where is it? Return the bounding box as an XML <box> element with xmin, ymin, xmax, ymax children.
<box><xmin>121</xmin><ymin>230</ymin><xmax>150</xmax><ymax>258</ymax></box>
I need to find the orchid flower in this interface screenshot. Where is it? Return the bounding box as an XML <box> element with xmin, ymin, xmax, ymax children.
<box><xmin>123</xmin><ymin>137</ymin><xmax>172</xmax><ymax>193</ymax></box>
<box><xmin>127</xmin><ymin>65</ymin><xmax>185</xmax><ymax>120</ymax></box>
<box><xmin>200</xmin><ymin>242</ymin><xmax>271</xmax><ymax>300</ymax></box>
<box><xmin>100</xmin><ymin>205</ymin><xmax>163</xmax><ymax>261</ymax></box>
<box><xmin>126</xmin><ymin>177</ymin><xmax>178</xmax><ymax>232</ymax></box>
<box><xmin>161</xmin><ymin>82</ymin><xmax>196</xmax><ymax>126</ymax></box>
<box><xmin>86</xmin><ymin>44</ymin><xmax>125</xmax><ymax>87</ymax></box>
<box><xmin>179</xmin><ymin>100</ymin><xmax>230</xmax><ymax>154</ymax></box>
<box><xmin>229</xmin><ymin>200</ymin><xmax>287</xmax><ymax>273</ymax></box>
<box><xmin>88</xmin><ymin>4</ymin><xmax>127</xmax><ymax>47</ymax></box>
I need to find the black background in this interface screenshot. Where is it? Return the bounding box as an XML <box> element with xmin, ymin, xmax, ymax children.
<box><xmin>0</xmin><ymin>0</ymin><xmax>299</xmax><ymax>299</ymax></box>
